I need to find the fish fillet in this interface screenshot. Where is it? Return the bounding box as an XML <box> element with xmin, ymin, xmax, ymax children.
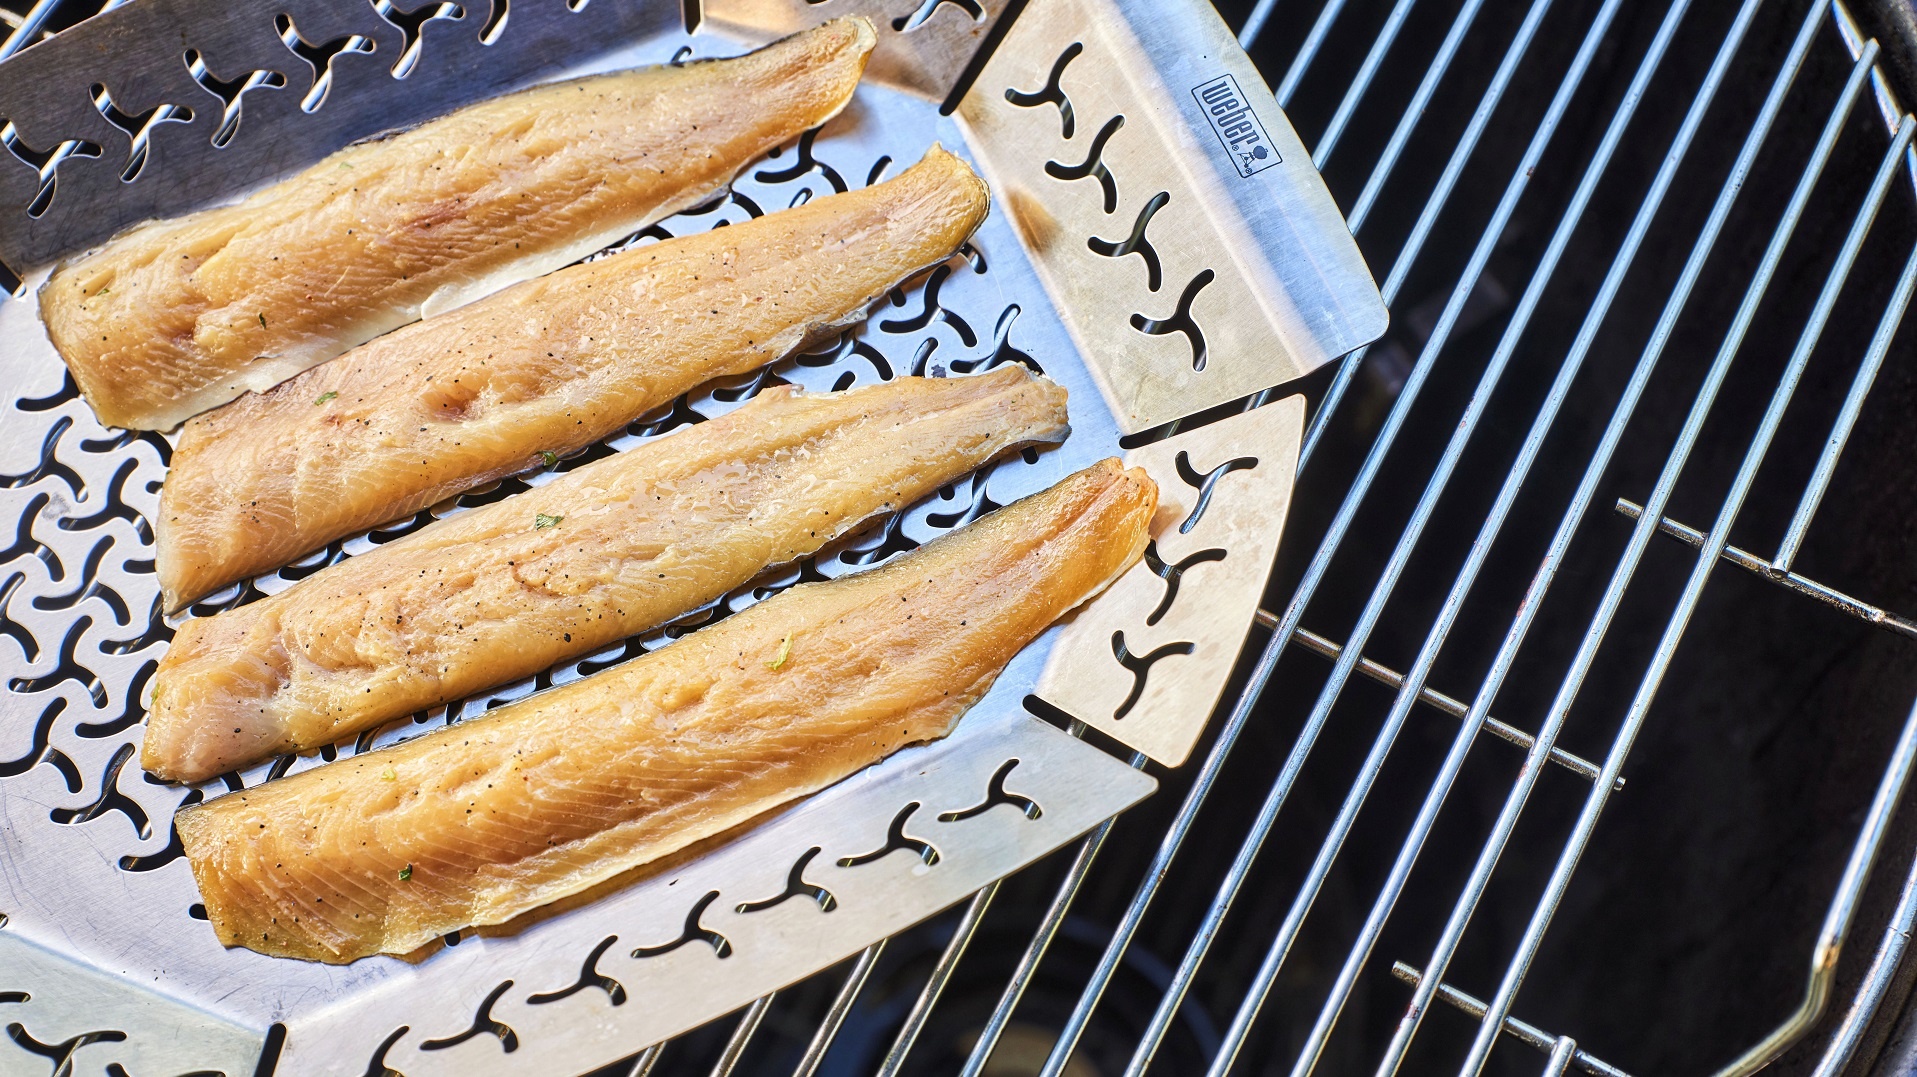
<box><xmin>177</xmin><ymin>459</ymin><xmax>1155</xmax><ymax>962</ymax></box>
<box><xmin>145</xmin><ymin>367</ymin><xmax>1069</xmax><ymax>783</ymax></box>
<box><xmin>38</xmin><ymin>19</ymin><xmax>877</xmax><ymax>431</ymax></box>
<box><xmin>151</xmin><ymin>145</ymin><xmax>990</xmax><ymax>611</ymax></box>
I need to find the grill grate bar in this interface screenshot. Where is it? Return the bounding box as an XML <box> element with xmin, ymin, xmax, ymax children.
<box><xmin>1342</xmin><ymin>0</ymin><xmax>1490</xmax><ymax>232</ymax></box>
<box><xmin>874</xmin><ymin>882</ymin><xmax>1000</xmax><ymax>1076</ymax></box>
<box><xmin>790</xmin><ymin>942</ymin><xmax>885</xmax><ymax>1077</ymax></box>
<box><xmin>1772</xmin><ymin>231</ymin><xmax>1917</xmax><ymax>573</ymax></box>
<box><xmin>1237</xmin><ymin>0</ymin><xmax>1281</xmax><ymax>51</ymax></box>
<box><xmin>1297</xmin><ymin>0</ymin><xmax>1548</xmax><ymax>468</ymax></box>
<box><xmin>1381</xmin><ymin>20</ymin><xmax>1884</xmax><ymax>1071</ymax></box>
<box><xmin>1280</xmin><ymin>622</ymin><xmax>1617</xmax><ymax>787</ymax></box>
<box><xmin>1461</xmin><ymin>104</ymin><xmax>1917</xmax><ymax>1077</ymax></box>
<box><xmin>1308</xmin><ymin>0</ymin><xmax>1419</xmax><ymax>168</ymax></box>
<box><xmin>1387</xmin><ymin>964</ymin><xmax>1631</xmax><ymax>1077</ymax></box>
<box><xmin>0</xmin><ymin>0</ymin><xmax>118</xmax><ymax>59</ymax></box>
<box><xmin>1708</xmin><ymin>692</ymin><xmax>1917</xmax><ymax>1076</ymax></box>
<box><xmin>1278</xmin><ymin>0</ymin><xmax>1492</xmax><ymax>454</ymax></box>
<box><xmin>1614</xmin><ymin>498</ymin><xmax>1917</xmax><ymax>641</ymax></box>
<box><xmin>630</xmin><ymin>1043</ymin><xmax>664</xmax><ymax>1077</ymax></box>
<box><xmin>1271</xmin><ymin>0</ymin><xmax>1350</xmax><ymax>106</ymax></box>
<box><xmin>0</xmin><ymin>0</ymin><xmax>59</xmax><ymax>59</ymax></box>
<box><xmin>1811</xmin><ymin>811</ymin><xmax>1917</xmax><ymax>1075</ymax></box>
<box><xmin>1544</xmin><ymin>1037</ymin><xmax>1580</xmax><ymax>1077</ymax></box>
<box><xmin>958</xmin><ymin>783</ymin><xmax>1128</xmax><ymax>1077</ymax></box>
<box><xmin>1829</xmin><ymin>0</ymin><xmax>1917</xmax><ymax>175</ymax></box>
<box><xmin>1187</xmin><ymin>0</ymin><xmax>1758</xmax><ymax>1068</ymax></box>
<box><xmin>709</xmin><ymin>993</ymin><xmax>776</xmax><ymax>1077</ymax></box>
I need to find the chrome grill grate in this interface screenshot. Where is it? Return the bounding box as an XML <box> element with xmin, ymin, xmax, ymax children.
<box><xmin>748</xmin><ymin>0</ymin><xmax>1917</xmax><ymax>1072</ymax></box>
<box><xmin>8</xmin><ymin>0</ymin><xmax>1917</xmax><ymax>1073</ymax></box>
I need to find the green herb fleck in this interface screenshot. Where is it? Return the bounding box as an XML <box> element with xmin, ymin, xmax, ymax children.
<box><xmin>398</xmin><ymin>863</ymin><xmax>413</xmax><ymax>881</ymax></box>
<box><xmin>538</xmin><ymin>450</ymin><xmax>558</xmax><ymax>467</ymax></box>
<box><xmin>767</xmin><ymin>632</ymin><xmax>793</xmax><ymax>671</ymax></box>
<box><xmin>338</xmin><ymin>161</ymin><xmax>353</xmax><ymax>170</ymax></box>
<box><xmin>379</xmin><ymin>765</ymin><xmax>395</xmax><ymax>781</ymax></box>
<box><xmin>314</xmin><ymin>390</ymin><xmax>338</xmax><ymax>405</ymax></box>
<box><xmin>94</xmin><ymin>285</ymin><xmax>109</xmax><ymax>297</ymax></box>
<box><xmin>257</xmin><ymin>312</ymin><xmax>267</xmax><ymax>329</ymax></box>
<box><xmin>534</xmin><ymin>513</ymin><xmax>563</xmax><ymax>530</ymax></box>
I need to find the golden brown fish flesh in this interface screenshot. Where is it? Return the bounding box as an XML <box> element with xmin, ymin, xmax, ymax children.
<box><xmin>152</xmin><ymin>145</ymin><xmax>990</xmax><ymax>611</ymax></box>
<box><xmin>145</xmin><ymin>367</ymin><xmax>1069</xmax><ymax>783</ymax></box>
<box><xmin>39</xmin><ymin>18</ymin><xmax>877</xmax><ymax>431</ymax></box>
<box><xmin>177</xmin><ymin>459</ymin><xmax>1155</xmax><ymax>962</ymax></box>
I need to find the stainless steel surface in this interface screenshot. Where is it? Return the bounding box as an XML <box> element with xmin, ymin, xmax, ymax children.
<box><xmin>0</xmin><ymin>934</ymin><xmax>260</xmax><ymax>1077</ymax></box>
<box><xmin>953</xmin><ymin>0</ymin><xmax>1388</xmax><ymax>433</ymax></box>
<box><xmin>958</xmin><ymin>783</ymin><xmax>1128</xmax><ymax>1077</ymax></box>
<box><xmin>1037</xmin><ymin>396</ymin><xmax>1305</xmax><ymax>765</ymax></box>
<box><xmin>1545</xmin><ymin>1039</ymin><xmax>1580</xmax><ymax>1077</ymax></box>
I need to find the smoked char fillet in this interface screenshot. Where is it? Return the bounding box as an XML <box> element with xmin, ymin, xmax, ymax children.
<box><xmin>178</xmin><ymin>459</ymin><xmax>1156</xmax><ymax>963</ymax></box>
<box><xmin>37</xmin><ymin>18</ymin><xmax>877</xmax><ymax>431</ymax></box>
<box><xmin>145</xmin><ymin>368</ymin><xmax>1071</xmax><ymax>783</ymax></box>
<box><xmin>153</xmin><ymin>145</ymin><xmax>991</xmax><ymax>611</ymax></box>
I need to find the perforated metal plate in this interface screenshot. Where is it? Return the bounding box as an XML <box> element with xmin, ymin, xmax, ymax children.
<box><xmin>1036</xmin><ymin>396</ymin><xmax>1306</xmax><ymax>766</ymax></box>
<box><xmin>0</xmin><ymin>3</ymin><xmax>1382</xmax><ymax>1073</ymax></box>
<box><xmin>955</xmin><ymin>0</ymin><xmax>1387</xmax><ymax>431</ymax></box>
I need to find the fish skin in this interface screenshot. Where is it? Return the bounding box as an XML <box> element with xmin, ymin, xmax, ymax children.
<box><xmin>145</xmin><ymin>367</ymin><xmax>1070</xmax><ymax>783</ymax></box>
<box><xmin>152</xmin><ymin>145</ymin><xmax>991</xmax><ymax>612</ymax></box>
<box><xmin>177</xmin><ymin>459</ymin><xmax>1155</xmax><ymax>963</ymax></box>
<box><xmin>38</xmin><ymin>18</ymin><xmax>877</xmax><ymax>431</ymax></box>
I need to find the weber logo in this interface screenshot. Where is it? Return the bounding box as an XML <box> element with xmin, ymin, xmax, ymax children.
<box><xmin>1192</xmin><ymin>74</ymin><xmax>1280</xmax><ymax>178</ymax></box>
